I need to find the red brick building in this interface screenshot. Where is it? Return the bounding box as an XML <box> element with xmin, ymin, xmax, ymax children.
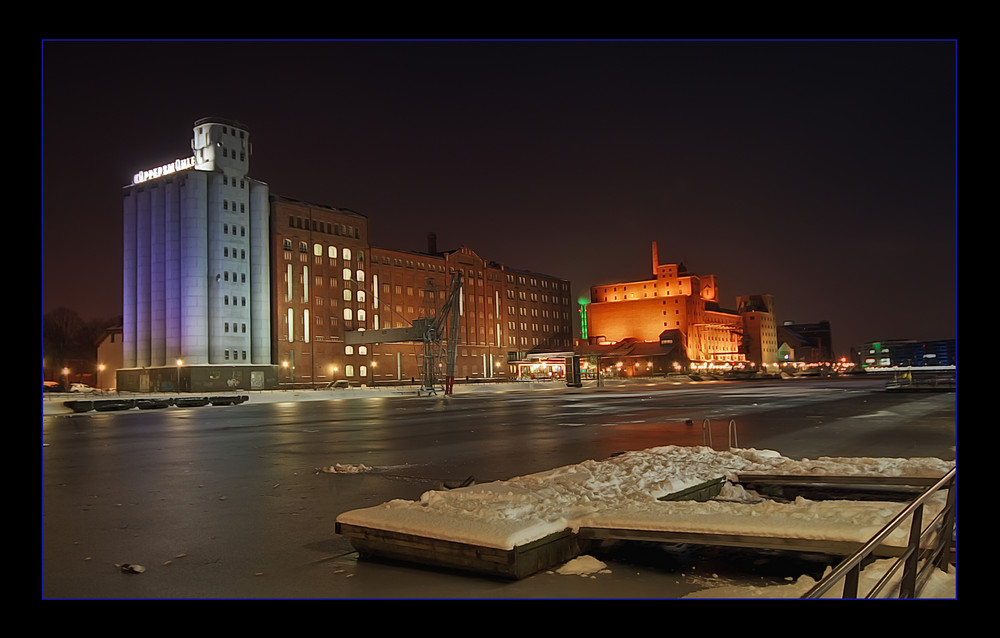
<box><xmin>270</xmin><ymin>196</ymin><xmax>573</xmax><ymax>386</ymax></box>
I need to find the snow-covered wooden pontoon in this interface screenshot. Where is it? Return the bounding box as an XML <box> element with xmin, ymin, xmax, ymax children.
<box><xmin>335</xmin><ymin>447</ymin><xmax>954</xmax><ymax>579</ymax></box>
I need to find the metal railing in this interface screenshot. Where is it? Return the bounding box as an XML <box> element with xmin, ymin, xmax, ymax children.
<box><xmin>801</xmin><ymin>466</ymin><xmax>956</xmax><ymax>599</ymax></box>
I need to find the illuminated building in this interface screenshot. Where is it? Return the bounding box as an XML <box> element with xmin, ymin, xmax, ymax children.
<box><xmin>585</xmin><ymin>242</ymin><xmax>777</xmax><ymax>370</ymax></box>
<box><xmin>738</xmin><ymin>295</ymin><xmax>779</xmax><ymax>367</ymax></box>
<box><xmin>270</xmin><ymin>217</ymin><xmax>575</xmax><ymax>385</ymax></box>
<box><xmin>118</xmin><ymin>118</ymin><xmax>574</xmax><ymax>390</ymax></box>
<box><xmin>119</xmin><ymin>118</ymin><xmax>277</xmax><ymax>391</ymax></box>
<box><xmin>860</xmin><ymin>338</ymin><xmax>955</xmax><ymax>369</ymax></box>
<box><xmin>270</xmin><ymin>196</ymin><xmax>371</xmax><ymax>386</ymax></box>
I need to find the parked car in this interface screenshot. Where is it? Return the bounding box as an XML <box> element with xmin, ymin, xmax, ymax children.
<box><xmin>69</xmin><ymin>383</ymin><xmax>97</xmax><ymax>393</ymax></box>
<box><xmin>43</xmin><ymin>381</ymin><xmax>65</xmax><ymax>393</ymax></box>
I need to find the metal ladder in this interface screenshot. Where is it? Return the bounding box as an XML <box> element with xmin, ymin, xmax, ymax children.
<box><xmin>702</xmin><ymin>418</ymin><xmax>739</xmax><ymax>449</ymax></box>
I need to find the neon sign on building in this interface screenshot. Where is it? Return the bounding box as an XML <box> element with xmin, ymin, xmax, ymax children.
<box><xmin>132</xmin><ymin>156</ymin><xmax>198</xmax><ymax>185</ymax></box>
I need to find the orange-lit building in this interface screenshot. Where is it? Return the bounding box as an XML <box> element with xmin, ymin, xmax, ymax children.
<box><xmin>585</xmin><ymin>242</ymin><xmax>777</xmax><ymax>371</ymax></box>
<box><xmin>270</xmin><ymin>196</ymin><xmax>574</xmax><ymax>386</ymax></box>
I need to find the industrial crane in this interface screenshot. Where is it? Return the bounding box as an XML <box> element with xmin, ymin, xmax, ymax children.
<box><xmin>344</xmin><ymin>272</ymin><xmax>463</xmax><ymax>396</ymax></box>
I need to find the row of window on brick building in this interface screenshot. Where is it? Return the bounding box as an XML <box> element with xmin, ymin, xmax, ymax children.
<box><xmin>288</xmin><ymin>216</ymin><xmax>361</xmax><ymax>239</ymax></box>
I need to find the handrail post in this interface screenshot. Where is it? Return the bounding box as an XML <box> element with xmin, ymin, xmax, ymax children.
<box><xmin>935</xmin><ymin>480</ymin><xmax>957</xmax><ymax>570</ymax></box>
<box><xmin>844</xmin><ymin>566</ymin><xmax>860</xmax><ymax>598</ymax></box>
<box><xmin>702</xmin><ymin>418</ymin><xmax>712</xmax><ymax>448</ymax></box>
<box><xmin>900</xmin><ymin>504</ymin><xmax>923</xmax><ymax>598</ymax></box>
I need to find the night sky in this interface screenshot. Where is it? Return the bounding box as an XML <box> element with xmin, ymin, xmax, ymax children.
<box><xmin>41</xmin><ymin>40</ymin><xmax>956</xmax><ymax>357</ymax></box>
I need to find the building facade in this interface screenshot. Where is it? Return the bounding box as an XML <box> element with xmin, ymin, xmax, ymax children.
<box><xmin>738</xmin><ymin>295</ymin><xmax>780</xmax><ymax>367</ymax></box>
<box><xmin>777</xmin><ymin>320</ymin><xmax>833</xmax><ymax>363</ymax></box>
<box><xmin>586</xmin><ymin>242</ymin><xmax>777</xmax><ymax>370</ymax></box>
<box><xmin>269</xmin><ymin>195</ymin><xmax>372</xmax><ymax>386</ymax></box>
<box><xmin>268</xmin><ymin>208</ymin><xmax>576</xmax><ymax>386</ymax></box>
<box><xmin>860</xmin><ymin>338</ymin><xmax>956</xmax><ymax>369</ymax></box>
<box><xmin>118</xmin><ymin>118</ymin><xmax>277</xmax><ymax>392</ymax></box>
<box><xmin>368</xmin><ymin>243</ymin><xmax>575</xmax><ymax>383</ymax></box>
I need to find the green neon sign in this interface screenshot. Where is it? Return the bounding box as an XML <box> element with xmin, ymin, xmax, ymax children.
<box><xmin>578</xmin><ymin>297</ymin><xmax>589</xmax><ymax>339</ymax></box>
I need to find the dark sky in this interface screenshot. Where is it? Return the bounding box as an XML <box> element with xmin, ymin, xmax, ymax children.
<box><xmin>41</xmin><ymin>40</ymin><xmax>956</xmax><ymax>357</ymax></box>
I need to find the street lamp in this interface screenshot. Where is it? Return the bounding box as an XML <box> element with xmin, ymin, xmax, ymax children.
<box><xmin>176</xmin><ymin>359</ymin><xmax>183</xmax><ymax>392</ymax></box>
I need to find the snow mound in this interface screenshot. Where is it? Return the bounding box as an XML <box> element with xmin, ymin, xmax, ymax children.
<box><xmin>555</xmin><ymin>555</ymin><xmax>609</xmax><ymax>576</ymax></box>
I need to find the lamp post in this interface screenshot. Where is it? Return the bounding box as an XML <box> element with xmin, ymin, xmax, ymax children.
<box><xmin>176</xmin><ymin>359</ymin><xmax>183</xmax><ymax>392</ymax></box>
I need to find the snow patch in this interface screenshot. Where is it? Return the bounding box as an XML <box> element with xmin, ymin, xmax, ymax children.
<box><xmin>555</xmin><ymin>555</ymin><xmax>609</xmax><ymax>576</ymax></box>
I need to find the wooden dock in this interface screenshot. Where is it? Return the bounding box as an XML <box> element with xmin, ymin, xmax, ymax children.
<box><xmin>335</xmin><ymin>522</ymin><xmax>582</xmax><ymax>580</ymax></box>
<box><xmin>336</xmin><ymin>474</ymin><xmax>945</xmax><ymax>579</ymax></box>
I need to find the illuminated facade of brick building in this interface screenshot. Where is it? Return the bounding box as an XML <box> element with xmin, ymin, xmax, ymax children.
<box><xmin>584</xmin><ymin>242</ymin><xmax>778</xmax><ymax>371</ymax></box>
<box><xmin>270</xmin><ymin>202</ymin><xmax>576</xmax><ymax>385</ymax></box>
<box><xmin>270</xmin><ymin>196</ymin><xmax>371</xmax><ymax>386</ymax></box>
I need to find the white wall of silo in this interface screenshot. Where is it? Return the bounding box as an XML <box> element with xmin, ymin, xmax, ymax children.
<box><xmin>149</xmin><ymin>182</ymin><xmax>166</xmax><ymax>366</ymax></box>
<box><xmin>122</xmin><ymin>190</ymin><xmax>137</xmax><ymax>368</ymax></box>
<box><xmin>179</xmin><ymin>173</ymin><xmax>209</xmax><ymax>364</ymax></box>
<box><xmin>249</xmin><ymin>180</ymin><xmax>271</xmax><ymax>364</ymax></box>
<box><xmin>164</xmin><ymin>179</ymin><xmax>182</xmax><ymax>363</ymax></box>
<box><xmin>135</xmin><ymin>187</ymin><xmax>151</xmax><ymax>368</ymax></box>
<box><xmin>206</xmin><ymin>170</ymin><xmax>224</xmax><ymax>364</ymax></box>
